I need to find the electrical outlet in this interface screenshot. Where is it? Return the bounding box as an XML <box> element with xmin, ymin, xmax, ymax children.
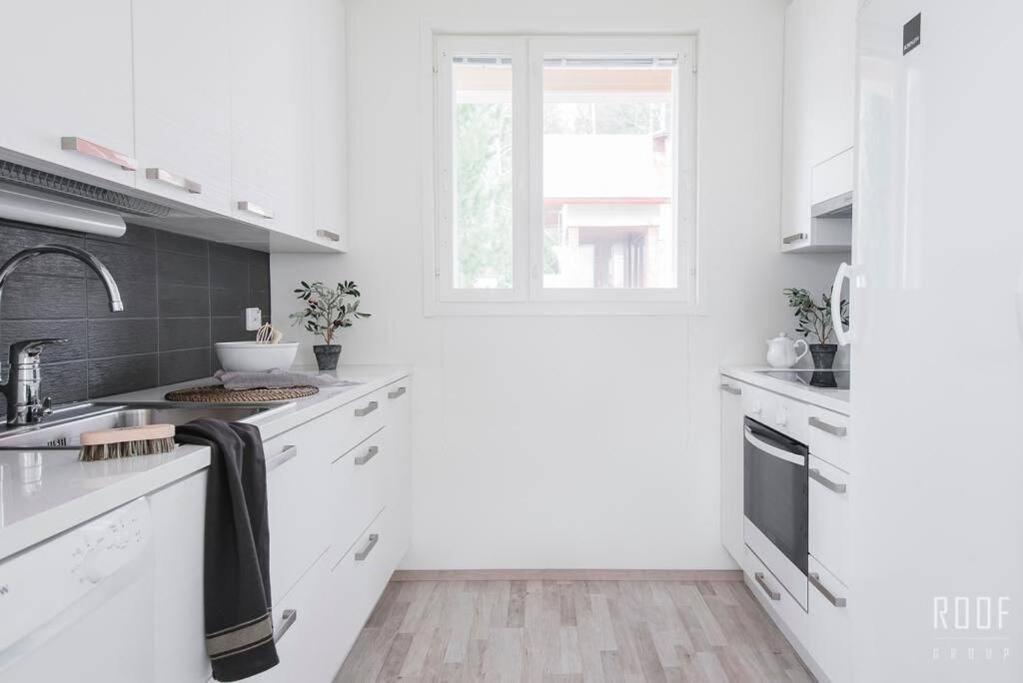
<box><xmin>245</xmin><ymin>308</ymin><xmax>263</xmax><ymax>331</ymax></box>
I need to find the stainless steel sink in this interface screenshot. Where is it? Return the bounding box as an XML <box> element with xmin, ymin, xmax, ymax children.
<box><xmin>0</xmin><ymin>402</ymin><xmax>290</xmax><ymax>450</ymax></box>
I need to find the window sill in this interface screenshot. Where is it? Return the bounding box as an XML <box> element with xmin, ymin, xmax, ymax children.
<box><xmin>424</xmin><ymin>299</ymin><xmax>707</xmax><ymax>317</ymax></box>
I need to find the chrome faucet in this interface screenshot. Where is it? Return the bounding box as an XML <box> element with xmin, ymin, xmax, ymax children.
<box><xmin>0</xmin><ymin>244</ymin><xmax>124</xmax><ymax>425</ymax></box>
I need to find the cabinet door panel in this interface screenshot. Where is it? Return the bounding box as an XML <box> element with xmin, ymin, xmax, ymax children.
<box><xmin>719</xmin><ymin>378</ymin><xmax>744</xmax><ymax>563</ymax></box>
<box><xmin>133</xmin><ymin>0</ymin><xmax>231</xmax><ymax>212</ymax></box>
<box><xmin>0</xmin><ymin>0</ymin><xmax>135</xmax><ymax>186</ymax></box>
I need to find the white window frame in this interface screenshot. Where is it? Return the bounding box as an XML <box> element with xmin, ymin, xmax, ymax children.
<box><xmin>425</xmin><ymin>32</ymin><xmax>701</xmax><ymax>316</ymax></box>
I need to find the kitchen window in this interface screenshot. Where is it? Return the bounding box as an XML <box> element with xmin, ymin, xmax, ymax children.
<box><xmin>429</xmin><ymin>34</ymin><xmax>698</xmax><ymax>314</ymax></box>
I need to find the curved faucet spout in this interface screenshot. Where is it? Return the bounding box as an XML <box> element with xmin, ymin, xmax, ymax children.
<box><xmin>0</xmin><ymin>243</ymin><xmax>124</xmax><ymax>313</ymax></box>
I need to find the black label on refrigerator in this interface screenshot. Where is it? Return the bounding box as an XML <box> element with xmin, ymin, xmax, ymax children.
<box><xmin>903</xmin><ymin>13</ymin><xmax>922</xmax><ymax>54</ymax></box>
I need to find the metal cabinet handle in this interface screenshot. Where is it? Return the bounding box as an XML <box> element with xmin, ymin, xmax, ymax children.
<box><xmin>808</xmin><ymin>416</ymin><xmax>847</xmax><ymax>437</ymax></box>
<box><xmin>273</xmin><ymin>609</ymin><xmax>297</xmax><ymax>643</ymax></box>
<box><xmin>782</xmin><ymin>232</ymin><xmax>808</xmax><ymax>245</ymax></box>
<box><xmin>60</xmin><ymin>136</ymin><xmax>137</xmax><ymax>171</ymax></box>
<box><xmin>387</xmin><ymin>386</ymin><xmax>406</xmax><ymax>399</ymax></box>
<box><xmin>354</xmin><ymin>445</ymin><xmax>379</xmax><ymax>466</ymax></box>
<box><xmin>316</xmin><ymin>229</ymin><xmax>340</xmax><ymax>242</ymax></box>
<box><xmin>355</xmin><ymin>534</ymin><xmax>379</xmax><ymax>561</ymax></box>
<box><xmin>809</xmin><ymin>468</ymin><xmax>847</xmax><ymax>494</ymax></box>
<box><xmin>267</xmin><ymin>445</ymin><xmax>298</xmax><ymax>472</ymax></box>
<box><xmin>719</xmin><ymin>383</ymin><xmax>741</xmax><ymax>396</ymax></box>
<box><xmin>354</xmin><ymin>401</ymin><xmax>378</xmax><ymax>417</ymax></box>
<box><xmin>237</xmin><ymin>201</ymin><xmax>274</xmax><ymax>219</ymax></box>
<box><xmin>754</xmin><ymin>572</ymin><xmax>781</xmax><ymax>601</ymax></box>
<box><xmin>145</xmin><ymin>167</ymin><xmax>201</xmax><ymax>194</ymax></box>
<box><xmin>809</xmin><ymin>572</ymin><xmax>847</xmax><ymax>607</ymax></box>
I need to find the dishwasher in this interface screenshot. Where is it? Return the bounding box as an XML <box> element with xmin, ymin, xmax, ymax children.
<box><xmin>0</xmin><ymin>497</ymin><xmax>155</xmax><ymax>682</ymax></box>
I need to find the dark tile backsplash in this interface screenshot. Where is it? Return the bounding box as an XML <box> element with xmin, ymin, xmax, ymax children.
<box><xmin>0</xmin><ymin>220</ymin><xmax>270</xmax><ymax>409</ymax></box>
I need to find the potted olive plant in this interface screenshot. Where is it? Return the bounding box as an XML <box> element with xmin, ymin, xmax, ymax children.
<box><xmin>782</xmin><ymin>288</ymin><xmax>849</xmax><ymax>387</ymax></box>
<box><xmin>290</xmin><ymin>280</ymin><xmax>371</xmax><ymax>371</ymax></box>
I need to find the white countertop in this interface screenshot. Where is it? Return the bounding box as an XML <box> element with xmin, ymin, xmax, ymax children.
<box><xmin>0</xmin><ymin>364</ymin><xmax>411</xmax><ymax>562</ymax></box>
<box><xmin>721</xmin><ymin>366</ymin><xmax>850</xmax><ymax>415</ymax></box>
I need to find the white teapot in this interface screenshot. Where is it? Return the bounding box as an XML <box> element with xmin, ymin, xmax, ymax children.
<box><xmin>765</xmin><ymin>332</ymin><xmax>809</xmax><ymax>368</ymax></box>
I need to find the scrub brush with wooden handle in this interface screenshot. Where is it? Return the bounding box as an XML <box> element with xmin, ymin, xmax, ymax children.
<box><xmin>79</xmin><ymin>424</ymin><xmax>177</xmax><ymax>461</ymax></box>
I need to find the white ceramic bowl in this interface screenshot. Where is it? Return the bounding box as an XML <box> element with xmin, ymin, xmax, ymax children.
<box><xmin>215</xmin><ymin>342</ymin><xmax>299</xmax><ymax>373</ymax></box>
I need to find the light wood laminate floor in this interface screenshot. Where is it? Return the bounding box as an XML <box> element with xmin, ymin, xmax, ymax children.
<box><xmin>334</xmin><ymin>579</ymin><xmax>813</xmax><ymax>682</ymax></box>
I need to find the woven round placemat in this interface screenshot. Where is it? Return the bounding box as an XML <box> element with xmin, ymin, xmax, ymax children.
<box><xmin>164</xmin><ymin>385</ymin><xmax>319</xmax><ymax>403</ymax></box>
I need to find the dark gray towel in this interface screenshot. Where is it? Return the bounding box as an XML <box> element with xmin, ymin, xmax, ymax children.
<box><xmin>175</xmin><ymin>419</ymin><xmax>279</xmax><ymax>682</ymax></box>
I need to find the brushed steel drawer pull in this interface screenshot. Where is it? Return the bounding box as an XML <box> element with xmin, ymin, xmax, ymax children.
<box><xmin>60</xmin><ymin>136</ymin><xmax>137</xmax><ymax>171</ymax></box>
<box><xmin>354</xmin><ymin>445</ymin><xmax>379</xmax><ymax>466</ymax></box>
<box><xmin>237</xmin><ymin>200</ymin><xmax>274</xmax><ymax>219</ymax></box>
<box><xmin>354</xmin><ymin>401</ymin><xmax>378</xmax><ymax>417</ymax></box>
<box><xmin>808</xmin><ymin>416</ymin><xmax>847</xmax><ymax>437</ymax></box>
<box><xmin>355</xmin><ymin>534</ymin><xmax>379</xmax><ymax>561</ymax></box>
<box><xmin>809</xmin><ymin>572</ymin><xmax>847</xmax><ymax>607</ymax></box>
<box><xmin>267</xmin><ymin>445</ymin><xmax>298</xmax><ymax>472</ymax></box>
<box><xmin>719</xmin><ymin>383</ymin><xmax>741</xmax><ymax>395</ymax></box>
<box><xmin>782</xmin><ymin>232</ymin><xmax>808</xmax><ymax>245</ymax></box>
<box><xmin>809</xmin><ymin>468</ymin><xmax>847</xmax><ymax>494</ymax></box>
<box><xmin>316</xmin><ymin>229</ymin><xmax>340</xmax><ymax>242</ymax></box>
<box><xmin>273</xmin><ymin>609</ymin><xmax>297</xmax><ymax>642</ymax></box>
<box><xmin>145</xmin><ymin>167</ymin><xmax>201</xmax><ymax>194</ymax></box>
<box><xmin>754</xmin><ymin>572</ymin><xmax>781</xmax><ymax>601</ymax></box>
<box><xmin>387</xmin><ymin>386</ymin><xmax>406</xmax><ymax>399</ymax></box>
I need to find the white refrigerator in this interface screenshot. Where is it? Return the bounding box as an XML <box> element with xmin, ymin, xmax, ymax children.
<box><xmin>834</xmin><ymin>0</ymin><xmax>1023</xmax><ymax>680</ymax></box>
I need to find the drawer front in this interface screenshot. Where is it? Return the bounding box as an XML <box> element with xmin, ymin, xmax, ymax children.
<box><xmin>806</xmin><ymin>407</ymin><xmax>850</xmax><ymax>472</ymax></box>
<box><xmin>742</xmin><ymin>385</ymin><xmax>810</xmax><ymax>444</ymax></box>
<box><xmin>328</xmin><ymin>426</ymin><xmax>392</xmax><ymax>557</ymax></box>
<box><xmin>743</xmin><ymin>545</ymin><xmax>808</xmax><ymax>644</ymax></box>
<box><xmin>807</xmin><ymin>557</ymin><xmax>851</xmax><ymax>683</ymax></box>
<box><xmin>808</xmin><ymin>455</ymin><xmax>850</xmax><ymax>583</ymax></box>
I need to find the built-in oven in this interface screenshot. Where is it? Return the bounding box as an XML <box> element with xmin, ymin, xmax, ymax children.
<box><xmin>743</xmin><ymin>416</ymin><xmax>809</xmax><ymax>608</ymax></box>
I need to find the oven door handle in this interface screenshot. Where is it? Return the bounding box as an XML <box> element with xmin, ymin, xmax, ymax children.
<box><xmin>743</xmin><ymin>427</ymin><xmax>806</xmax><ymax>467</ymax></box>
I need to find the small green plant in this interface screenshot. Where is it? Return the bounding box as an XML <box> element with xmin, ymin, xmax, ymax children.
<box><xmin>290</xmin><ymin>281</ymin><xmax>371</xmax><ymax>345</ymax></box>
<box><xmin>783</xmin><ymin>288</ymin><xmax>849</xmax><ymax>345</ymax></box>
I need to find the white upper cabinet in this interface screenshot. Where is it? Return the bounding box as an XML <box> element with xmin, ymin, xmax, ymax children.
<box><xmin>0</xmin><ymin>0</ymin><xmax>136</xmax><ymax>186</ymax></box>
<box><xmin>779</xmin><ymin>0</ymin><xmax>857</xmax><ymax>252</ymax></box>
<box><xmin>229</xmin><ymin>0</ymin><xmax>311</xmax><ymax>238</ymax></box>
<box><xmin>308</xmin><ymin>0</ymin><xmax>349</xmax><ymax>251</ymax></box>
<box><xmin>132</xmin><ymin>0</ymin><xmax>232</xmax><ymax>213</ymax></box>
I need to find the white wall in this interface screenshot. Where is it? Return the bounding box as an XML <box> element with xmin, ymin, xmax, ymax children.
<box><xmin>272</xmin><ymin>0</ymin><xmax>846</xmax><ymax>569</ymax></box>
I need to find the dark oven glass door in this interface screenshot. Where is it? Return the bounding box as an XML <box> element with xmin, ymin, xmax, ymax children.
<box><xmin>743</xmin><ymin>417</ymin><xmax>808</xmax><ymax>574</ymax></box>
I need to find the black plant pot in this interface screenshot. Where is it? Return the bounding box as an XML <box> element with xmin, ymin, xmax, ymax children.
<box><xmin>313</xmin><ymin>344</ymin><xmax>342</xmax><ymax>371</ymax></box>
<box><xmin>809</xmin><ymin>344</ymin><xmax>838</xmax><ymax>388</ymax></box>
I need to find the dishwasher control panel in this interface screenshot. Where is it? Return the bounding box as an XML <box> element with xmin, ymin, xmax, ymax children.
<box><xmin>0</xmin><ymin>496</ymin><xmax>152</xmax><ymax>653</ymax></box>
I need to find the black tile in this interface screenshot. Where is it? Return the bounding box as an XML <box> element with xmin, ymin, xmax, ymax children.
<box><xmin>159</xmin><ymin>283</ymin><xmax>210</xmax><ymax>317</ymax></box>
<box><xmin>0</xmin><ymin>320</ymin><xmax>87</xmax><ymax>363</ymax></box>
<box><xmin>159</xmin><ymin>250</ymin><xmax>210</xmax><ymax>287</ymax></box>
<box><xmin>210</xmin><ymin>242</ymin><xmax>254</xmax><ymax>264</ymax></box>
<box><xmin>210</xmin><ymin>258</ymin><xmax>248</xmax><ymax>290</ymax></box>
<box><xmin>86</xmin><ymin>242</ymin><xmax>158</xmax><ymax>318</ymax></box>
<box><xmin>88</xmin><ymin>354</ymin><xmax>159</xmax><ymax>398</ymax></box>
<box><xmin>86</xmin><ymin>224</ymin><xmax>156</xmax><ymax>250</ymax></box>
<box><xmin>156</xmin><ymin>231</ymin><xmax>208</xmax><ymax>257</ymax></box>
<box><xmin>159</xmin><ymin>348</ymin><xmax>211</xmax><ymax>384</ymax></box>
<box><xmin>212</xmin><ymin>316</ymin><xmax>250</xmax><ymax>344</ymax></box>
<box><xmin>88</xmin><ymin>318</ymin><xmax>158</xmax><ymax>358</ymax></box>
<box><xmin>0</xmin><ymin>221</ymin><xmax>87</xmax><ymax>277</ymax></box>
<box><xmin>211</xmin><ymin>286</ymin><xmax>249</xmax><ymax>317</ymax></box>
<box><xmin>0</xmin><ymin>273</ymin><xmax>86</xmax><ymax>319</ymax></box>
<box><xmin>249</xmin><ymin>253</ymin><xmax>270</xmax><ymax>291</ymax></box>
<box><xmin>159</xmin><ymin>318</ymin><xmax>210</xmax><ymax>351</ymax></box>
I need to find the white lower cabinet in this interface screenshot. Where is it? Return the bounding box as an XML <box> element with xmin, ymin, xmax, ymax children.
<box><xmin>743</xmin><ymin>546</ymin><xmax>808</xmax><ymax>646</ymax></box>
<box><xmin>807</xmin><ymin>557</ymin><xmax>851</xmax><ymax>683</ymax></box>
<box><xmin>719</xmin><ymin>379</ymin><xmax>744</xmax><ymax>563</ymax></box>
<box><xmin>808</xmin><ymin>454</ymin><xmax>850</xmax><ymax>583</ymax></box>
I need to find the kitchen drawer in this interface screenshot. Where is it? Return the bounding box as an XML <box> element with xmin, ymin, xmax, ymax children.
<box><xmin>328</xmin><ymin>426</ymin><xmax>393</xmax><ymax>557</ymax></box>
<box><xmin>264</xmin><ymin>420</ymin><xmax>334</xmax><ymax>605</ymax></box>
<box><xmin>808</xmin><ymin>455</ymin><xmax>850</xmax><ymax>583</ymax></box>
<box><xmin>743</xmin><ymin>385</ymin><xmax>810</xmax><ymax>444</ymax></box>
<box><xmin>743</xmin><ymin>545</ymin><xmax>807</xmax><ymax>644</ymax></box>
<box><xmin>807</xmin><ymin>557</ymin><xmax>851</xmax><ymax>683</ymax></box>
<box><xmin>806</xmin><ymin>407</ymin><xmax>850</xmax><ymax>472</ymax></box>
